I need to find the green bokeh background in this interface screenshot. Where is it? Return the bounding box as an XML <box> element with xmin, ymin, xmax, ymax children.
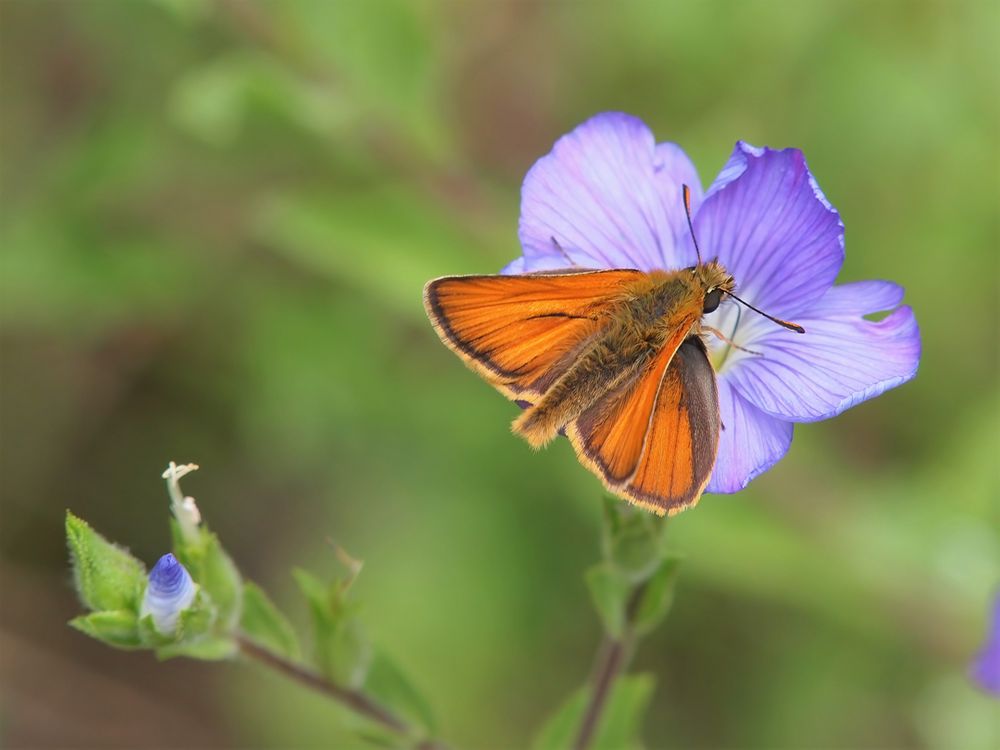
<box><xmin>1</xmin><ymin>0</ymin><xmax>997</xmax><ymax>747</ymax></box>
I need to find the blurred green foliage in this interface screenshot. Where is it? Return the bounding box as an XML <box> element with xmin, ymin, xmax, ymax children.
<box><xmin>1</xmin><ymin>0</ymin><xmax>997</xmax><ymax>747</ymax></box>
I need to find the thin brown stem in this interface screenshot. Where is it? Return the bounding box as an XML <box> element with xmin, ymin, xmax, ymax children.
<box><xmin>572</xmin><ymin>585</ymin><xmax>646</xmax><ymax>750</ymax></box>
<box><xmin>572</xmin><ymin>635</ymin><xmax>630</xmax><ymax>750</ymax></box>
<box><xmin>235</xmin><ymin>634</ymin><xmax>445</xmax><ymax>749</ymax></box>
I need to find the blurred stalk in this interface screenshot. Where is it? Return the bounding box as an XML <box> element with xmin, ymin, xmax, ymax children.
<box><xmin>235</xmin><ymin>634</ymin><xmax>447</xmax><ymax>750</ymax></box>
<box><xmin>572</xmin><ymin>585</ymin><xmax>646</xmax><ymax>750</ymax></box>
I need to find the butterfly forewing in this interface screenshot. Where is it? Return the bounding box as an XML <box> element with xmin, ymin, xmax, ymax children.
<box><xmin>424</xmin><ymin>270</ymin><xmax>644</xmax><ymax>397</ymax></box>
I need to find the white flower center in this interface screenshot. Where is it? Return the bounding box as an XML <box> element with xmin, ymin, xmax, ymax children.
<box><xmin>702</xmin><ymin>299</ymin><xmax>769</xmax><ymax>375</ymax></box>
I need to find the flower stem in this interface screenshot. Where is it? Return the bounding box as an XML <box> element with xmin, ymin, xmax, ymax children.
<box><xmin>235</xmin><ymin>634</ymin><xmax>445</xmax><ymax>750</ymax></box>
<box><xmin>572</xmin><ymin>585</ymin><xmax>646</xmax><ymax>750</ymax></box>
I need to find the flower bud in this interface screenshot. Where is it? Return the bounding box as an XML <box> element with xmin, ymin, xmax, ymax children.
<box><xmin>141</xmin><ymin>553</ymin><xmax>196</xmax><ymax>635</ymax></box>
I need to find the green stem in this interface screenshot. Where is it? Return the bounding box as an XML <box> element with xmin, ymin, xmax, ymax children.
<box><xmin>235</xmin><ymin>634</ymin><xmax>446</xmax><ymax>750</ymax></box>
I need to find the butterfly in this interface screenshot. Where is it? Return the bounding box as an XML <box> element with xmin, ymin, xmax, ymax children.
<box><xmin>423</xmin><ymin>187</ymin><xmax>803</xmax><ymax>515</ymax></box>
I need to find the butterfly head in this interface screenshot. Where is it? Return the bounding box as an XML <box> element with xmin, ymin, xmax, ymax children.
<box><xmin>691</xmin><ymin>261</ymin><xmax>736</xmax><ymax>314</ymax></box>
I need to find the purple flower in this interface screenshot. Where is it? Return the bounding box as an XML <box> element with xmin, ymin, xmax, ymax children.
<box><xmin>141</xmin><ymin>553</ymin><xmax>196</xmax><ymax>635</ymax></box>
<box><xmin>970</xmin><ymin>594</ymin><xmax>1000</xmax><ymax>696</ymax></box>
<box><xmin>505</xmin><ymin>113</ymin><xmax>920</xmax><ymax>492</ymax></box>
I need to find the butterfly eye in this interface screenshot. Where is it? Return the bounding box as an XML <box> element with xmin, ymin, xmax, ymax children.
<box><xmin>703</xmin><ymin>288</ymin><xmax>722</xmax><ymax>314</ymax></box>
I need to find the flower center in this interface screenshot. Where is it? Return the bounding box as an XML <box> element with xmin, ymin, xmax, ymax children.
<box><xmin>704</xmin><ymin>301</ymin><xmax>746</xmax><ymax>374</ymax></box>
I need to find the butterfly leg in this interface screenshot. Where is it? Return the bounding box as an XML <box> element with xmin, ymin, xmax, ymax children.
<box><xmin>702</xmin><ymin>326</ymin><xmax>763</xmax><ymax>356</ymax></box>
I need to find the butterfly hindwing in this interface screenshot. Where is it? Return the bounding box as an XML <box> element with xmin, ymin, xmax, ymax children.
<box><xmin>568</xmin><ymin>336</ymin><xmax>719</xmax><ymax>516</ymax></box>
<box><xmin>423</xmin><ymin>270</ymin><xmax>644</xmax><ymax>398</ymax></box>
<box><xmin>625</xmin><ymin>337</ymin><xmax>720</xmax><ymax>515</ymax></box>
<box><xmin>567</xmin><ymin>342</ymin><xmax>676</xmax><ymax>486</ymax></box>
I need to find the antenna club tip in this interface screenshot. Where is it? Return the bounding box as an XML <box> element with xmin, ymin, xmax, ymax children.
<box><xmin>778</xmin><ymin>318</ymin><xmax>805</xmax><ymax>334</ymax></box>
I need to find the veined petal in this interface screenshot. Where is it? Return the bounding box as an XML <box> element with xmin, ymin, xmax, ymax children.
<box><xmin>707</xmin><ymin>379</ymin><xmax>793</xmax><ymax>494</ymax></box>
<box><xmin>512</xmin><ymin>112</ymin><xmax>702</xmax><ymax>274</ymax></box>
<box><xmin>141</xmin><ymin>553</ymin><xmax>196</xmax><ymax>635</ymax></box>
<box><xmin>726</xmin><ymin>281</ymin><xmax>920</xmax><ymax>422</ymax></box>
<box><xmin>695</xmin><ymin>142</ymin><xmax>844</xmax><ymax>318</ymax></box>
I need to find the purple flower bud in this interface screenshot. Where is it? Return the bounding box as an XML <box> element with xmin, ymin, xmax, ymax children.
<box><xmin>970</xmin><ymin>594</ymin><xmax>1000</xmax><ymax>697</ymax></box>
<box><xmin>141</xmin><ymin>553</ymin><xmax>196</xmax><ymax>635</ymax></box>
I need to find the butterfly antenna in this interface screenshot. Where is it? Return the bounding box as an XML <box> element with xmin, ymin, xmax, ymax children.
<box><xmin>722</xmin><ymin>290</ymin><xmax>806</xmax><ymax>334</ymax></box>
<box><xmin>681</xmin><ymin>184</ymin><xmax>703</xmax><ymax>265</ymax></box>
<box><xmin>682</xmin><ymin>185</ymin><xmax>803</xmax><ymax>333</ymax></box>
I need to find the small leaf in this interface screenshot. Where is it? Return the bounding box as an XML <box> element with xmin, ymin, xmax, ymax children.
<box><xmin>173</xmin><ymin>522</ymin><xmax>242</xmax><ymax>629</ymax></box>
<box><xmin>603</xmin><ymin>504</ymin><xmax>665</xmax><ymax>584</ymax></box>
<box><xmin>585</xmin><ymin>563</ymin><xmax>630</xmax><ymax>639</ymax></box>
<box><xmin>364</xmin><ymin>650</ymin><xmax>437</xmax><ymax>735</ymax></box>
<box><xmin>293</xmin><ymin>568</ymin><xmax>372</xmax><ymax>687</ymax></box>
<box><xmin>66</xmin><ymin>511</ymin><xmax>146</xmax><ymax>612</ymax></box>
<box><xmin>138</xmin><ymin>613</ymin><xmax>175</xmax><ymax>648</ymax></box>
<box><xmin>70</xmin><ymin>610</ymin><xmax>142</xmax><ymax>649</ymax></box>
<box><xmin>632</xmin><ymin>556</ymin><xmax>682</xmax><ymax>637</ymax></box>
<box><xmin>240</xmin><ymin>581</ymin><xmax>301</xmax><ymax>660</ymax></box>
<box><xmin>156</xmin><ymin>635</ymin><xmax>237</xmax><ymax>661</ymax></box>
<box><xmin>532</xmin><ymin>673</ymin><xmax>656</xmax><ymax>750</ymax></box>
<box><xmin>176</xmin><ymin>593</ymin><xmax>214</xmax><ymax>638</ymax></box>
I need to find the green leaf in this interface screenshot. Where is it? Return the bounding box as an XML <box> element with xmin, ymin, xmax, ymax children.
<box><xmin>364</xmin><ymin>650</ymin><xmax>437</xmax><ymax>735</ymax></box>
<box><xmin>240</xmin><ymin>581</ymin><xmax>301</xmax><ymax>660</ymax></box>
<box><xmin>601</xmin><ymin>501</ymin><xmax>666</xmax><ymax>584</ymax></box>
<box><xmin>293</xmin><ymin>568</ymin><xmax>372</xmax><ymax>688</ymax></box>
<box><xmin>65</xmin><ymin>511</ymin><xmax>147</xmax><ymax>612</ymax></box>
<box><xmin>632</xmin><ymin>556</ymin><xmax>682</xmax><ymax>637</ymax></box>
<box><xmin>156</xmin><ymin>635</ymin><xmax>237</xmax><ymax>661</ymax></box>
<box><xmin>177</xmin><ymin>592</ymin><xmax>214</xmax><ymax>638</ymax></box>
<box><xmin>585</xmin><ymin>564</ymin><xmax>631</xmax><ymax>639</ymax></box>
<box><xmin>173</xmin><ymin>521</ymin><xmax>242</xmax><ymax>629</ymax></box>
<box><xmin>532</xmin><ymin>674</ymin><xmax>656</xmax><ymax>750</ymax></box>
<box><xmin>69</xmin><ymin>610</ymin><xmax>142</xmax><ymax>649</ymax></box>
<box><xmin>137</xmin><ymin>613</ymin><xmax>176</xmax><ymax>648</ymax></box>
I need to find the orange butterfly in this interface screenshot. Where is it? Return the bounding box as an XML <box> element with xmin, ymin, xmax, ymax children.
<box><xmin>424</xmin><ymin>187</ymin><xmax>802</xmax><ymax>516</ymax></box>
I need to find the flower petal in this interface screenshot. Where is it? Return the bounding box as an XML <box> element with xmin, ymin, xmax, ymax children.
<box><xmin>695</xmin><ymin>142</ymin><xmax>844</xmax><ymax>318</ymax></box>
<box><xmin>707</xmin><ymin>379</ymin><xmax>793</xmax><ymax>494</ymax></box>
<box><xmin>970</xmin><ymin>593</ymin><xmax>1000</xmax><ymax>696</ymax></box>
<box><xmin>726</xmin><ymin>281</ymin><xmax>921</xmax><ymax>422</ymax></box>
<box><xmin>512</xmin><ymin>112</ymin><xmax>701</xmax><ymax>274</ymax></box>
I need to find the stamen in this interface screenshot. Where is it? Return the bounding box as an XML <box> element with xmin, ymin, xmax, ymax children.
<box><xmin>703</xmin><ymin>325</ymin><xmax>762</xmax><ymax>357</ymax></box>
<box><xmin>550</xmin><ymin>237</ymin><xmax>575</xmax><ymax>265</ymax></box>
